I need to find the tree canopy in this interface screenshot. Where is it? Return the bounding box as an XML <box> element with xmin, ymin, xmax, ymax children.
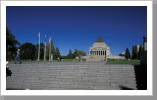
<box><xmin>132</xmin><ymin>45</ymin><xmax>144</xmax><ymax>60</ymax></box>
<box><xmin>67</xmin><ymin>49</ymin><xmax>74</xmax><ymax>59</ymax></box>
<box><xmin>125</xmin><ymin>48</ymin><xmax>131</xmax><ymax>59</ymax></box>
<box><xmin>6</xmin><ymin>27</ymin><xmax>20</xmax><ymax>60</ymax></box>
<box><xmin>20</xmin><ymin>42</ymin><xmax>36</xmax><ymax>60</ymax></box>
<box><xmin>67</xmin><ymin>49</ymin><xmax>87</xmax><ymax>59</ymax></box>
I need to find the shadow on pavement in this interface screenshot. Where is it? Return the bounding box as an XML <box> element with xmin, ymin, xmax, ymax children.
<box><xmin>119</xmin><ymin>85</ymin><xmax>134</xmax><ymax>90</ymax></box>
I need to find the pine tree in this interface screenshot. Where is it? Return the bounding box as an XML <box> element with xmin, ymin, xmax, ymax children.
<box><xmin>68</xmin><ymin>49</ymin><xmax>73</xmax><ymax>59</ymax></box>
<box><xmin>6</xmin><ymin>27</ymin><xmax>20</xmax><ymax>60</ymax></box>
<box><xmin>125</xmin><ymin>48</ymin><xmax>131</xmax><ymax>59</ymax></box>
<box><xmin>56</xmin><ymin>47</ymin><xmax>61</xmax><ymax>57</ymax></box>
<box><xmin>73</xmin><ymin>49</ymin><xmax>79</xmax><ymax>58</ymax></box>
<box><xmin>46</xmin><ymin>42</ymin><xmax>49</xmax><ymax>60</ymax></box>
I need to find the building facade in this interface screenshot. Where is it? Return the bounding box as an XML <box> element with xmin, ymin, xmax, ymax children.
<box><xmin>87</xmin><ymin>37</ymin><xmax>112</xmax><ymax>61</ymax></box>
<box><xmin>132</xmin><ymin>45</ymin><xmax>141</xmax><ymax>53</ymax></box>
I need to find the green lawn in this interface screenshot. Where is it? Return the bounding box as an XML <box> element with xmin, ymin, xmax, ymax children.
<box><xmin>106</xmin><ymin>59</ymin><xmax>140</xmax><ymax>65</ymax></box>
<box><xmin>10</xmin><ymin>59</ymin><xmax>57</xmax><ymax>62</ymax></box>
<box><xmin>62</xmin><ymin>59</ymin><xmax>86</xmax><ymax>62</ymax></box>
<box><xmin>10</xmin><ymin>59</ymin><xmax>86</xmax><ymax>62</ymax></box>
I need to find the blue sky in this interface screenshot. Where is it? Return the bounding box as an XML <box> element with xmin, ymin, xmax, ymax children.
<box><xmin>6</xmin><ymin>6</ymin><xmax>147</xmax><ymax>56</ymax></box>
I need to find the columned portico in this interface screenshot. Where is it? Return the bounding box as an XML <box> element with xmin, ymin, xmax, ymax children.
<box><xmin>87</xmin><ymin>37</ymin><xmax>112</xmax><ymax>61</ymax></box>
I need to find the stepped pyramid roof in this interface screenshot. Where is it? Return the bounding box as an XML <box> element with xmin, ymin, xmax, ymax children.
<box><xmin>95</xmin><ymin>37</ymin><xmax>105</xmax><ymax>43</ymax></box>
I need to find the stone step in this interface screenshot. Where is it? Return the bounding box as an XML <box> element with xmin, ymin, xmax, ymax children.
<box><xmin>6</xmin><ymin>64</ymin><xmax>139</xmax><ymax>90</ymax></box>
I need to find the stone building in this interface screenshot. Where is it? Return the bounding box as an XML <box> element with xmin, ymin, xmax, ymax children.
<box><xmin>87</xmin><ymin>37</ymin><xmax>112</xmax><ymax>61</ymax></box>
<box><xmin>132</xmin><ymin>45</ymin><xmax>141</xmax><ymax>53</ymax></box>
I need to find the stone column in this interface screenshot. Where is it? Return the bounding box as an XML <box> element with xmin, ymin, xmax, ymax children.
<box><xmin>100</xmin><ymin>51</ymin><xmax>102</xmax><ymax>56</ymax></box>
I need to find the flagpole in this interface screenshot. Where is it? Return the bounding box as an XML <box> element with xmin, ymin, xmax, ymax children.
<box><xmin>44</xmin><ymin>35</ymin><xmax>46</xmax><ymax>61</ymax></box>
<box><xmin>38</xmin><ymin>32</ymin><xmax>40</xmax><ymax>61</ymax></box>
<box><xmin>49</xmin><ymin>37</ymin><xmax>51</xmax><ymax>61</ymax></box>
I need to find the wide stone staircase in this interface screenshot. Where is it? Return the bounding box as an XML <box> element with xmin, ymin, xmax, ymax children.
<box><xmin>6</xmin><ymin>63</ymin><xmax>145</xmax><ymax>90</ymax></box>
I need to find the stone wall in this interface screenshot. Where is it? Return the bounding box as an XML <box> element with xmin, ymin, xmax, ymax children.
<box><xmin>140</xmin><ymin>51</ymin><xmax>147</xmax><ymax>67</ymax></box>
<box><xmin>107</xmin><ymin>56</ymin><xmax>125</xmax><ymax>59</ymax></box>
<box><xmin>81</xmin><ymin>56</ymin><xmax>89</xmax><ymax>59</ymax></box>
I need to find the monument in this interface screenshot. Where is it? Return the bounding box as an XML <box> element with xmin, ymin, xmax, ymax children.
<box><xmin>87</xmin><ymin>37</ymin><xmax>112</xmax><ymax>61</ymax></box>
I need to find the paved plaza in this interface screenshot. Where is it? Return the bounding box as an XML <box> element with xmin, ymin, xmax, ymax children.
<box><xmin>6</xmin><ymin>61</ymin><xmax>144</xmax><ymax>90</ymax></box>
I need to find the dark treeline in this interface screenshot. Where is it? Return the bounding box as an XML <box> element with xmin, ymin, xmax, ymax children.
<box><xmin>6</xmin><ymin>27</ymin><xmax>20</xmax><ymax>61</ymax></box>
<box><xmin>6</xmin><ymin>27</ymin><xmax>61</xmax><ymax>61</ymax></box>
<box><xmin>6</xmin><ymin>27</ymin><xmax>86</xmax><ymax>61</ymax></box>
<box><xmin>66</xmin><ymin>49</ymin><xmax>86</xmax><ymax>59</ymax></box>
<box><xmin>119</xmin><ymin>47</ymin><xmax>144</xmax><ymax>60</ymax></box>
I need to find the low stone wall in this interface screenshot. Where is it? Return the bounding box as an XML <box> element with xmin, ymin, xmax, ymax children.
<box><xmin>140</xmin><ymin>51</ymin><xmax>147</xmax><ymax>67</ymax></box>
<box><xmin>107</xmin><ymin>56</ymin><xmax>125</xmax><ymax>59</ymax></box>
<box><xmin>81</xmin><ymin>56</ymin><xmax>89</xmax><ymax>59</ymax></box>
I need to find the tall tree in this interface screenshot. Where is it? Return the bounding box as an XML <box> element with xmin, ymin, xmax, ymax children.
<box><xmin>125</xmin><ymin>48</ymin><xmax>131</xmax><ymax>59</ymax></box>
<box><xmin>73</xmin><ymin>49</ymin><xmax>79</xmax><ymax>58</ymax></box>
<box><xmin>20</xmin><ymin>42</ymin><xmax>36</xmax><ymax>60</ymax></box>
<box><xmin>46</xmin><ymin>41</ymin><xmax>50</xmax><ymax>60</ymax></box>
<box><xmin>77</xmin><ymin>50</ymin><xmax>87</xmax><ymax>56</ymax></box>
<box><xmin>52</xmin><ymin>46</ymin><xmax>61</xmax><ymax>60</ymax></box>
<box><xmin>52</xmin><ymin>46</ymin><xmax>56</xmax><ymax>60</ymax></box>
<box><xmin>56</xmin><ymin>47</ymin><xmax>61</xmax><ymax>58</ymax></box>
<box><xmin>67</xmin><ymin>49</ymin><xmax>73</xmax><ymax>59</ymax></box>
<box><xmin>6</xmin><ymin>27</ymin><xmax>20</xmax><ymax>60</ymax></box>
